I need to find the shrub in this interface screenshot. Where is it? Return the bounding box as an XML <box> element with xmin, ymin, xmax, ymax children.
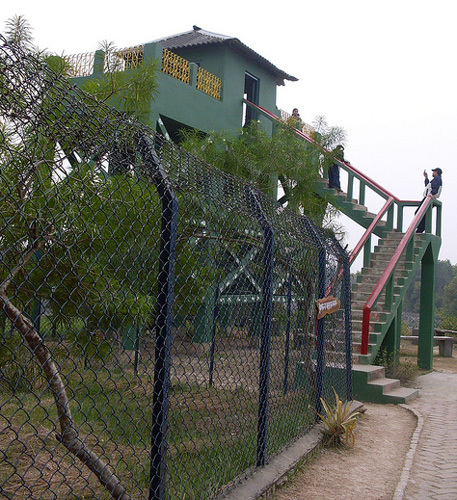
<box><xmin>315</xmin><ymin>388</ymin><xmax>362</xmax><ymax>447</ymax></box>
<box><xmin>375</xmin><ymin>348</ymin><xmax>420</xmax><ymax>386</ymax></box>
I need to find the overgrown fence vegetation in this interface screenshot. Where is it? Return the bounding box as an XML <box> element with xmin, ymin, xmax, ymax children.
<box><xmin>0</xmin><ymin>35</ymin><xmax>352</xmax><ymax>499</ymax></box>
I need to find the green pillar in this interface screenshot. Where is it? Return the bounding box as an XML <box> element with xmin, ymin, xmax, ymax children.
<box><xmin>418</xmin><ymin>244</ymin><xmax>436</xmax><ymax>370</ymax></box>
<box><xmin>249</xmin><ymin>302</ymin><xmax>262</xmax><ymax>337</ymax></box>
<box><xmin>93</xmin><ymin>50</ymin><xmax>105</xmax><ymax>75</ymax></box>
<box><xmin>193</xmin><ymin>301</ymin><xmax>212</xmax><ymax>343</ymax></box>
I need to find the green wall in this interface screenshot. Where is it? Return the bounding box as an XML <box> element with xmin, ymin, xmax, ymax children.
<box><xmin>72</xmin><ymin>40</ymin><xmax>280</xmax><ymax>140</ymax></box>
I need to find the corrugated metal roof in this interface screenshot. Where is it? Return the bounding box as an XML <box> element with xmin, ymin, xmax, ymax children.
<box><xmin>148</xmin><ymin>27</ymin><xmax>298</xmax><ymax>86</ymax></box>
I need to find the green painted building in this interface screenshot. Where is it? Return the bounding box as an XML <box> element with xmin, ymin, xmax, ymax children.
<box><xmin>68</xmin><ymin>26</ymin><xmax>297</xmax><ymax>142</ymax></box>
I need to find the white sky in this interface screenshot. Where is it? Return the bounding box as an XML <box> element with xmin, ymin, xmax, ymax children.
<box><xmin>2</xmin><ymin>0</ymin><xmax>456</xmax><ymax>268</ymax></box>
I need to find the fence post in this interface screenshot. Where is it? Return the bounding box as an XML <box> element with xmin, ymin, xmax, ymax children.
<box><xmin>137</xmin><ymin>134</ymin><xmax>178</xmax><ymax>500</ymax></box>
<box><xmin>209</xmin><ymin>285</ymin><xmax>220</xmax><ymax>387</ymax></box>
<box><xmin>245</xmin><ymin>187</ymin><xmax>273</xmax><ymax>468</ymax></box>
<box><xmin>283</xmin><ymin>274</ymin><xmax>293</xmax><ymax>394</ymax></box>
<box><xmin>315</xmin><ymin>248</ymin><xmax>326</xmax><ymax>414</ymax></box>
<box><xmin>301</xmin><ymin>218</ymin><xmax>325</xmax><ymax>415</ymax></box>
<box><xmin>343</xmin><ymin>257</ymin><xmax>353</xmax><ymax>401</ymax></box>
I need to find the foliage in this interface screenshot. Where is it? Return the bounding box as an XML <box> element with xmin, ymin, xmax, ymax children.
<box><xmin>403</xmin><ymin>259</ymin><xmax>457</xmax><ymax>315</ymax></box>
<box><xmin>80</xmin><ymin>41</ymin><xmax>160</xmax><ymax>123</ymax></box>
<box><xmin>4</xmin><ymin>15</ymin><xmax>35</xmax><ymax>51</ymax></box>
<box><xmin>374</xmin><ymin>348</ymin><xmax>420</xmax><ymax>386</ymax></box>
<box><xmin>179</xmin><ymin>120</ymin><xmax>345</xmax><ymax>232</ymax></box>
<box><xmin>442</xmin><ymin>275</ymin><xmax>457</xmax><ymax>315</ymax></box>
<box><xmin>315</xmin><ymin>388</ymin><xmax>362</xmax><ymax>447</ymax></box>
<box><xmin>401</xmin><ymin>320</ymin><xmax>412</xmax><ymax>336</ymax></box>
<box><xmin>312</xmin><ymin>115</ymin><xmax>347</xmax><ymax>151</ymax></box>
<box><xmin>0</xmin><ymin>332</ymin><xmax>41</xmax><ymax>394</ymax></box>
<box><xmin>436</xmin><ymin>310</ymin><xmax>457</xmax><ymax>331</ymax></box>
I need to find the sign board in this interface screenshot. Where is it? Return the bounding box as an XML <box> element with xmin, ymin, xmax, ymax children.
<box><xmin>316</xmin><ymin>296</ymin><xmax>341</xmax><ymax>319</ymax></box>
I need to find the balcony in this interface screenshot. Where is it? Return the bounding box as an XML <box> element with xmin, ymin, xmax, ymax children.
<box><xmin>65</xmin><ymin>44</ymin><xmax>222</xmax><ymax>100</ymax></box>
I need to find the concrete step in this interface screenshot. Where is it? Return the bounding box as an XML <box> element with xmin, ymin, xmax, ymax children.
<box><xmin>352</xmin><ymin>364</ymin><xmax>420</xmax><ymax>404</ymax></box>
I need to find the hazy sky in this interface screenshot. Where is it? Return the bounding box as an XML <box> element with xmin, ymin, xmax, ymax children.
<box><xmin>2</xmin><ymin>0</ymin><xmax>455</xmax><ymax>268</ymax></box>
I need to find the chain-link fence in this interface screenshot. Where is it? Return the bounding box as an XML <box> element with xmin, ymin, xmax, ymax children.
<box><xmin>0</xmin><ymin>35</ymin><xmax>352</xmax><ymax>500</ymax></box>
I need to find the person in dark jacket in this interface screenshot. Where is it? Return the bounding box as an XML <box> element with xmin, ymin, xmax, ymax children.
<box><xmin>416</xmin><ymin>167</ymin><xmax>442</xmax><ymax>233</ymax></box>
<box><xmin>328</xmin><ymin>144</ymin><xmax>345</xmax><ymax>191</ymax></box>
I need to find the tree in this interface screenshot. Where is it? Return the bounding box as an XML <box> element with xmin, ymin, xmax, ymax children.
<box><xmin>403</xmin><ymin>259</ymin><xmax>457</xmax><ymax>314</ymax></box>
<box><xmin>1</xmin><ymin>16</ymin><xmax>164</xmax><ymax>499</ymax></box>
<box><xmin>180</xmin><ymin>118</ymin><xmax>347</xmax><ymax>234</ymax></box>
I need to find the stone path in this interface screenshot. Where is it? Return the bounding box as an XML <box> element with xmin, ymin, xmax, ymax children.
<box><xmin>400</xmin><ymin>372</ymin><xmax>457</xmax><ymax>500</ymax></box>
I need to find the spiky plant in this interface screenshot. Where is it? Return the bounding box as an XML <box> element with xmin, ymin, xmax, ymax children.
<box><xmin>315</xmin><ymin>388</ymin><xmax>362</xmax><ymax>447</ymax></box>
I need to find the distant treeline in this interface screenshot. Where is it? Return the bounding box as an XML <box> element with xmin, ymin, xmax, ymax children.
<box><xmin>403</xmin><ymin>259</ymin><xmax>457</xmax><ymax>318</ymax></box>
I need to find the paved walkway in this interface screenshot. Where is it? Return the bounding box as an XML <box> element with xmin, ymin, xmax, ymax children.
<box><xmin>398</xmin><ymin>372</ymin><xmax>457</xmax><ymax>500</ymax></box>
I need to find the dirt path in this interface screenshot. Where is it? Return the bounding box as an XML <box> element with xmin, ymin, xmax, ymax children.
<box><xmin>272</xmin><ymin>403</ymin><xmax>415</xmax><ymax>500</ymax></box>
<box><xmin>271</xmin><ymin>347</ymin><xmax>457</xmax><ymax>500</ymax></box>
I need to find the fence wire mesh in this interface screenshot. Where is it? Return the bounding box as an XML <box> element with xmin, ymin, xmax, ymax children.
<box><xmin>0</xmin><ymin>35</ymin><xmax>352</xmax><ymax>500</ymax></box>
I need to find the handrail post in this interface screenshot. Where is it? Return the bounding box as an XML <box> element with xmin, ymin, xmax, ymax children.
<box><xmin>386</xmin><ymin>205</ymin><xmax>394</xmax><ymax>232</ymax></box>
<box><xmin>361</xmin><ymin>307</ymin><xmax>370</xmax><ymax>355</ymax></box>
<box><xmin>385</xmin><ymin>275</ymin><xmax>394</xmax><ymax>312</ymax></box>
<box><xmin>396</xmin><ymin>202</ymin><xmax>404</xmax><ymax>233</ymax></box>
<box><xmin>435</xmin><ymin>202</ymin><xmax>442</xmax><ymax>237</ymax></box>
<box><xmin>363</xmin><ymin>236</ymin><xmax>371</xmax><ymax>269</ymax></box>
<box><xmin>346</xmin><ymin>172</ymin><xmax>354</xmax><ymax>202</ymax></box>
<box><xmin>359</xmin><ymin>181</ymin><xmax>366</xmax><ymax>206</ymax></box>
<box><xmin>425</xmin><ymin>205</ymin><xmax>432</xmax><ymax>233</ymax></box>
<box><xmin>406</xmin><ymin>236</ymin><xmax>414</xmax><ymax>262</ymax></box>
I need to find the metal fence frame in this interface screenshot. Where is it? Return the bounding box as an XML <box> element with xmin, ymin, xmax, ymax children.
<box><xmin>0</xmin><ymin>35</ymin><xmax>352</xmax><ymax>500</ymax></box>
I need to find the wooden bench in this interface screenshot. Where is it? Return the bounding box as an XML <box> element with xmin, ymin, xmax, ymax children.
<box><xmin>401</xmin><ymin>335</ymin><xmax>454</xmax><ymax>357</ymax></box>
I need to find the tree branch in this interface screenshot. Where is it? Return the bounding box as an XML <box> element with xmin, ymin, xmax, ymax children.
<box><xmin>0</xmin><ymin>249</ymin><xmax>130</xmax><ymax>499</ymax></box>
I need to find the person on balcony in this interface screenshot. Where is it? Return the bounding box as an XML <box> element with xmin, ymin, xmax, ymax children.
<box><xmin>416</xmin><ymin>167</ymin><xmax>442</xmax><ymax>233</ymax></box>
<box><xmin>328</xmin><ymin>144</ymin><xmax>345</xmax><ymax>192</ymax></box>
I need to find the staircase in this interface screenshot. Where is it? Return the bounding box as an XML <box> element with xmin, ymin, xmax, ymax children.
<box><xmin>319</xmin><ymin>182</ymin><xmax>440</xmax><ymax>404</ymax></box>
<box><xmin>243</xmin><ymin>99</ymin><xmax>442</xmax><ymax>404</ymax></box>
<box><xmin>350</xmin><ymin>231</ymin><xmax>425</xmax><ymax>403</ymax></box>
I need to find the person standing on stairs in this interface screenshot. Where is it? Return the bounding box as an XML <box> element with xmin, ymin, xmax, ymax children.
<box><xmin>415</xmin><ymin>167</ymin><xmax>442</xmax><ymax>233</ymax></box>
<box><xmin>328</xmin><ymin>144</ymin><xmax>346</xmax><ymax>192</ymax></box>
<box><xmin>291</xmin><ymin>108</ymin><xmax>302</xmax><ymax>130</ymax></box>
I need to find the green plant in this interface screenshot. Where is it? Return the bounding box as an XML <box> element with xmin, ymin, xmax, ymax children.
<box><xmin>401</xmin><ymin>320</ymin><xmax>412</xmax><ymax>336</ymax></box>
<box><xmin>375</xmin><ymin>348</ymin><xmax>420</xmax><ymax>385</ymax></box>
<box><xmin>315</xmin><ymin>388</ymin><xmax>362</xmax><ymax>447</ymax></box>
<box><xmin>437</xmin><ymin>310</ymin><xmax>457</xmax><ymax>331</ymax></box>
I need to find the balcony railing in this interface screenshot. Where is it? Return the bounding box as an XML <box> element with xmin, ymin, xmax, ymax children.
<box><xmin>196</xmin><ymin>66</ymin><xmax>222</xmax><ymax>100</ymax></box>
<box><xmin>65</xmin><ymin>45</ymin><xmax>222</xmax><ymax>100</ymax></box>
<box><xmin>104</xmin><ymin>45</ymin><xmax>144</xmax><ymax>72</ymax></box>
<box><xmin>161</xmin><ymin>48</ymin><xmax>190</xmax><ymax>84</ymax></box>
<box><xmin>65</xmin><ymin>51</ymin><xmax>95</xmax><ymax>78</ymax></box>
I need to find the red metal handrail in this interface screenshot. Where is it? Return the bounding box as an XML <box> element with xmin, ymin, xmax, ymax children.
<box><xmin>360</xmin><ymin>196</ymin><xmax>433</xmax><ymax>354</ymax></box>
<box><xmin>324</xmin><ymin>197</ymin><xmax>395</xmax><ymax>298</ymax></box>
<box><xmin>243</xmin><ymin>99</ymin><xmax>401</xmax><ymax>202</ymax></box>
<box><xmin>349</xmin><ymin>196</ymin><xmax>394</xmax><ymax>266</ymax></box>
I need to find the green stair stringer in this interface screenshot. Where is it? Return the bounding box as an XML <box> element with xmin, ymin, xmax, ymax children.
<box><xmin>314</xmin><ymin>179</ymin><xmax>389</xmax><ymax>238</ymax></box>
